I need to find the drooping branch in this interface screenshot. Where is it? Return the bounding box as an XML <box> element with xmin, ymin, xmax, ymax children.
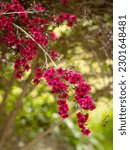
<box><xmin>13</xmin><ymin>23</ymin><xmax>58</xmax><ymax>69</ymax></box>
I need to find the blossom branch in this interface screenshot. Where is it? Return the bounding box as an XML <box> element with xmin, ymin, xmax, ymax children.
<box><xmin>13</xmin><ymin>23</ymin><xmax>58</xmax><ymax>69</ymax></box>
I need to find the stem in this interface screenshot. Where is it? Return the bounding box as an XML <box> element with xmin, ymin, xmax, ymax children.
<box><xmin>0</xmin><ymin>11</ymin><xmax>38</xmax><ymax>16</ymax></box>
<box><xmin>13</xmin><ymin>23</ymin><xmax>58</xmax><ymax>69</ymax></box>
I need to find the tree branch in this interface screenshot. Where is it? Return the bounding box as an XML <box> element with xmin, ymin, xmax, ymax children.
<box><xmin>13</xmin><ymin>23</ymin><xmax>58</xmax><ymax>69</ymax></box>
<box><xmin>0</xmin><ymin>11</ymin><xmax>38</xmax><ymax>16</ymax></box>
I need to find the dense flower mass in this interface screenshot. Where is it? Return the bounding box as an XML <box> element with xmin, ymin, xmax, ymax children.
<box><xmin>54</xmin><ymin>13</ymin><xmax>77</xmax><ymax>27</ymax></box>
<box><xmin>42</xmin><ymin>67</ymin><xmax>96</xmax><ymax>135</ymax></box>
<box><xmin>57</xmin><ymin>100</ymin><xmax>69</xmax><ymax>118</ymax></box>
<box><xmin>76</xmin><ymin>112</ymin><xmax>91</xmax><ymax>136</ymax></box>
<box><xmin>0</xmin><ymin>0</ymin><xmax>96</xmax><ymax>136</ymax></box>
<box><xmin>50</xmin><ymin>50</ymin><xmax>59</xmax><ymax>59</ymax></box>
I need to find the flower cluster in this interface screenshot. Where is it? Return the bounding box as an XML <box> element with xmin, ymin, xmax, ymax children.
<box><xmin>14</xmin><ymin>39</ymin><xmax>37</xmax><ymax>79</ymax></box>
<box><xmin>57</xmin><ymin>100</ymin><xmax>69</xmax><ymax>118</ymax></box>
<box><xmin>33</xmin><ymin>3</ymin><xmax>45</xmax><ymax>12</ymax></box>
<box><xmin>75</xmin><ymin>83</ymin><xmax>96</xmax><ymax>110</ymax></box>
<box><xmin>28</xmin><ymin>24</ymin><xmax>48</xmax><ymax>46</ymax></box>
<box><xmin>54</xmin><ymin>13</ymin><xmax>77</xmax><ymax>27</ymax></box>
<box><xmin>41</xmin><ymin>67</ymin><xmax>96</xmax><ymax>135</ymax></box>
<box><xmin>32</xmin><ymin>68</ymin><xmax>43</xmax><ymax>85</ymax></box>
<box><xmin>9</xmin><ymin>0</ymin><xmax>29</xmax><ymax>24</ymax></box>
<box><xmin>76</xmin><ymin>112</ymin><xmax>91</xmax><ymax>136</ymax></box>
<box><xmin>0</xmin><ymin>0</ymin><xmax>73</xmax><ymax>79</ymax></box>
<box><xmin>4</xmin><ymin>31</ymin><xmax>17</xmax><ymax>47</ymax></box>
<box><xmin>0</xmin><ymin>15</ymin><xmax>13</xmax><ymax>31</ymax></box>
<box><xmin>43</xmin><ymin>68</ymin><xmax>68</xmax><ymax>95</ymax></box>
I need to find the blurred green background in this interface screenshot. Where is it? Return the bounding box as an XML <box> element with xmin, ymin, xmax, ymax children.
<box><xmin>0</xmin><ymin>0</ymin><xmax>112</xmax><ymax>150</ymax></box>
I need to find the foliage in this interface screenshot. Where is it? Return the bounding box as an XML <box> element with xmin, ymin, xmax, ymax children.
<box><xmin>0</xmin><ymin>0</ymin><xmax>112</xmax><ymax>150</ymax></box>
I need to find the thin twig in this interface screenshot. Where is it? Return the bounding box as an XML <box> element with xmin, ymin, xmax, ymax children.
<box><xmin>13</xmin><ymin>23</ymin><xmax>58</xmax><ymax>69</ymax></box>
<box><xmin>0</xmin><ymin>11</ymin><xmax>38</xmax><ymax>16</ymax></box>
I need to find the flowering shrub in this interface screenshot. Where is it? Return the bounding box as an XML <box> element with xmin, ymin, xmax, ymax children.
<box><xmin>0</xmin><ymin>0</ymin><xmax>96</xmax><ymax>136</ymax></box>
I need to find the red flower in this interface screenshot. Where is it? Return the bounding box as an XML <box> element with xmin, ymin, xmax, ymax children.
<box><xmin>50</xmin><ymin>50</ymin><xmax>59</xmax><ymax>59</ymax></box>
<box><xmin>16</xmin><ymin>71</ymin><xmax>22</xmax><ymax>79</ymax></box>
<box><xmin>76</xmin><ymin>112</ymin><xmax>91</xmax><ymax>136</ymax></box>
<box><xmin>50</xmin><ymin>32</ymin><xmax>56</xmax><ymax>40</ymax></box>
<box><xmin>61</xmin><ymin>0</ymin><xmax>69</xmax><ymax>5</ymax></box>
<box><xmin>57</xmin><ymin>67</ymin><xmax>65</xmax><ymax>76</ymax></box>
<box><xmin>67</xmin><ymin>21</ymin><xmax>74</xmax><ymax>27</ymax></box>
<box><xmin>34</xmin><ymin>3</ymin><xmax>45</xmax><ymax>12</ymax></box>
<box><xmin>57</xmin><ymin>100</ymin><xmax>69</xmax><ymax>118</ymax></box>
<box><xmin>77</xmin><ymin>112</ymin><xmax>89</xmax><ymax>125</ymax></box>
<box><xmin>36</xmin><ymin>68</ymin><xmax>43</xmax><ymax>79</ymax></box>
<box><xmin>33</xmin><ymin>78</ymin><xmax>40</xmax><ymax>85</ymax></box>
<box><xmin>14</xmin><ymin>63</ymin><xmax>20</xmax><ymax>71</ymax></box>
<box><xmin>81</xmin><ymin>128</ymin><xmax>91</xmax><ymax>136</ymax></box>
<box><xmin>75</xmin><ymin>83</ymin><xmax>91</xmax><ymax>95</ymax></box>
<box><xmin>69</xmin><ymin>15</ymin><xmax>77</xmax><ymax>22</ymax></box>
<box><xmin>20</xmin><ymin>58</ymin><xmax>27</xmax><ymax>65</ymax></box>
<box><xmin>60</xmin><ymin>93</ymin><xmax>68</xmax><ymax>99</ymax></box>
<box><xmin>24</xmin><ymin>64</ymin><xmax>30</xmax><ymax>71</ymax></box>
